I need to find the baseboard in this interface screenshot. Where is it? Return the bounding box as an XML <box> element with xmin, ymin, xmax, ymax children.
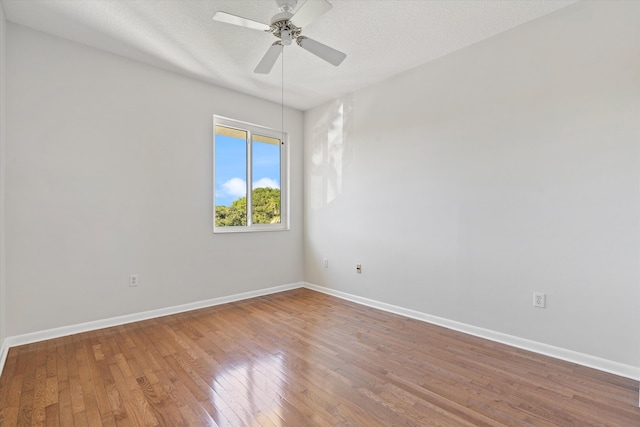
<box><xmin>304</xmin><ymin>282</ymin><xmax>640</xmax><ymax>381</ymax></box>
<box><xmin>2</xmin><ymin>281</ymin><xmax>637</xmax><ymax>382</ymax></box>
<box><xmin>0</xmin><ymin>282</ymin><xmax>304</xmax><ymax>376</ymax></box>
<box><xmin>0</xmin><ymin>338</ymin><xmax>8</xmax><ymax>378</ymax></box>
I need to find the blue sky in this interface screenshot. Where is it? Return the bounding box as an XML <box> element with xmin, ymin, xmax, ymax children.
<box><xmin>215</xmin><ymin>134</ymin><xmax>281</xmax><ymax>206</ymax></box>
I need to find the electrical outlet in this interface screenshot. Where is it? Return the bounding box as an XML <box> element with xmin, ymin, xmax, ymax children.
<box><xmin>323</xmin><ymin>258</ymin><xmax>328</xmax><ymax>268</ymax></box>
<box><xmin>356</xmin><ymin>264</ymin><xmax>362</xmax><ymax>274</ymax></box>
<box><xmin>129</xmin><ymin>274</ymin><xmax>139</xmax><ymax>287</ymax></box>
<box><xmin>533</xmin><ymin>292</ymin><xmax>545</xmax><ymax>308</ymax></box>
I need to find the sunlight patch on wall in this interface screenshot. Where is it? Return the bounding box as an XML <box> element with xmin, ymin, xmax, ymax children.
<box><xmin>308</xmin><ymin>97</ymin><xmax>353</xmax><ymax>209</ymax></box>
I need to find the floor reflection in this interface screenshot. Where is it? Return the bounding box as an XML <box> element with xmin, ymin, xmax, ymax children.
<box><xmin>210</xmin><ymin>352</ymin><xmax>285</xmax><ymax>426</ymax></box>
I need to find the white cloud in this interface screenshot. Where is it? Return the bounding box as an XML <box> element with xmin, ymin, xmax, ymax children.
<box><xmin>253</xmin><ymin>177</ymin><xmax>279</xmax><ymax>189</ymax></box>
<box><xmin>218</xmin><ymin>177</ymin><xmax>279</xmax><ymax>199</ymax></box>
<box><xmin>220</xmin><ymin>177</ymin><xmax>246</xmax><ymax>197</ymax></box>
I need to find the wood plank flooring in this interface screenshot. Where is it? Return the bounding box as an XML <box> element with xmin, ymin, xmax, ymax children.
<box><xmin>0</xmin><ymin>288</ymin><xmax>639</xmax><ymax>426</ymax></box>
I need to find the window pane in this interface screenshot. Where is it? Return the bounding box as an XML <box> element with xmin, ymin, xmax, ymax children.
<box><xmin>213</xmin><ymin>116</ymin><xmax>288</xmax><ymax>233</ymax></box>
<box><xmin>215</xmin><ymin>125</ymin><xmax>247</xmax><ymax>226</ymax></box>
<box><xmin>251</xmin><ymin>134</ymin><xmax>281</xmax><ymax>225</ymax></box>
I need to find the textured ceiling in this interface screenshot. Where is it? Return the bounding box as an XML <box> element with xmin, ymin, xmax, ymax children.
<box><xmin>1</xmin><ymin>0</ymin><xmax>577</xmax><ymax>111</ymax></box>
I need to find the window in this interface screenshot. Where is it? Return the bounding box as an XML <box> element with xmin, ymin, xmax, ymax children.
<box><xmin>213</xmin><ymin>116</ymin><xmax>288</xmax><ymax>232</ymax></box>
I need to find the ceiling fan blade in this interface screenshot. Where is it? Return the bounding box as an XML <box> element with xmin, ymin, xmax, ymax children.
<box><xmin>255</xmin><ymin>42</ymin><xmax>283</xmax><ymax>74</ymax></box>
<box><xmin>213</xmin><ymin>11</ymin><xmax>270</xmax><ymax>32</ymax></box>
<box><xmin>290</xmin><ymin>0</ymin><xmax>332</xmax><ymax>28</ymax></box>
<box><xmin>297</xmin><ymin>36</ymin><xmax>346</xmax><ymax>66</ymax></box>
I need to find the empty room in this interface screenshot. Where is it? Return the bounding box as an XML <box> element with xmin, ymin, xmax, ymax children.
<box><xmin>0</xmin><ymin>0</ymin><xmax>639</xmax><ymax>425</ymax></box>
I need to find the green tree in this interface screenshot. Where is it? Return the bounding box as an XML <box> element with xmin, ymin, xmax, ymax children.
<box><xmin>215</xmin><ymin>187</ymin><xmax>280</xmax><ymax>227</ymax></box>
<box><xmin>215</xmin><ymin>196</ymin><xmax>247</xmax><ymax>227</ymax></box>
<box><xmin>252</xmin><ymin>187</ymin><xmax>281</xmax><ymax>224</ymax></box>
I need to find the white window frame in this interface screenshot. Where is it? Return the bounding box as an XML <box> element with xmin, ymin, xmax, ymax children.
<box><xmin>213</xmin><ymin>116</ymin><xmax>289</xmax><ymax>233</ymax></box>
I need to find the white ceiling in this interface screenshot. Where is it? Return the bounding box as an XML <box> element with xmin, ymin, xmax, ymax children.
<box><xmin>1</xmin><ymin>0</ymin><xmax>577</xmax><ymax>111</ymax></box>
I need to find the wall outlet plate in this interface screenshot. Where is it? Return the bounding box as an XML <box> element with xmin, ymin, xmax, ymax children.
<box><xmin>533</xmin><ymin>292</ymin><xmax>546</xmax><ymax>308</ymax></box>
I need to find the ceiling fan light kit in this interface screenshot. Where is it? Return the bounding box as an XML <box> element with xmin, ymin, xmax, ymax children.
<box><xmin>213</xmin><ymin>0</ymin><xmax>346</xmax><ymax>74</ymax></box>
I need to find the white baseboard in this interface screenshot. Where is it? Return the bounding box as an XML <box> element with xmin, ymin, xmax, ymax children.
<box><xmin>2</xmin><ymin>281</ymin><xmax>637</xmax><ymax>383</ymax></box>
<box><xmin>0</xmin><ymin>338</ymin><xmax>8</xmax><ymax>377</ymax></box>
<box><xmin>303</xmin><ymin>282</ymin><xmax>640</xmax><ymax>381</ymax></box>
<box><xmin>0</xmin><ymin>282</ymin><xmax>303</xmax><ymax>376</ymax></box>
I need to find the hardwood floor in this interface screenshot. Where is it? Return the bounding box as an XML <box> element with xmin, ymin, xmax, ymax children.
<box><xmin>0</xmin><ymin>288</ymin><xmax>638</xmax><ymax>426</ymax></box>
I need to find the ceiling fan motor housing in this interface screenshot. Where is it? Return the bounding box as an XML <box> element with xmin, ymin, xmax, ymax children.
<box><xmin>270</xmin><ymin>12</ymin><xmax>301</xmax><ymax>45</ymax></box>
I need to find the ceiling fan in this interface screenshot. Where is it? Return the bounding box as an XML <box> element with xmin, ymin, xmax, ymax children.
<box><xmin>213</xmin><ymin>0</ymin><xmax>346</xmax><ymax>74</ymax></box>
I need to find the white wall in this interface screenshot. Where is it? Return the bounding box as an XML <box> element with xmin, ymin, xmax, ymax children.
<box><xmin>5</xmin><ymin>23</ymin><xmax>304</xmax><ymax>336</ymax></box>
<box><xmin>304</xmin><ymin>1</ymin><xmax>640</xmax><ymax>368</ymax></box>
<box><xmin>0</xmin><ymin>4</ymin><xmax>6</xmax><ymax>349</ymax></box>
